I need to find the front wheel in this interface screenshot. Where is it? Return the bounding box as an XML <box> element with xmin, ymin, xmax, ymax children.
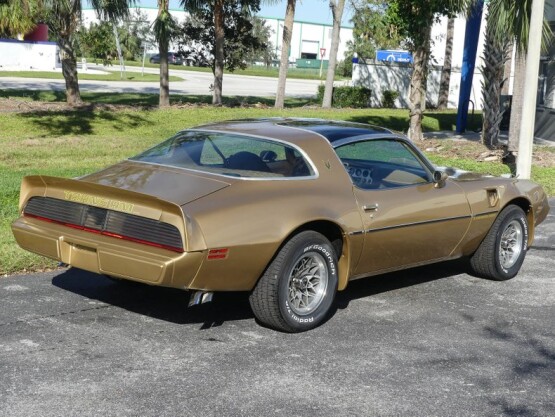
<box><xmin>249</xmin><ymin>231</ymin><xmax>338</xmax><ymax>332</ymax></box>
<box><xmin>469</xmin><ymin>205</ymin><xmax>529</xmax><ymax>281</ymax></box>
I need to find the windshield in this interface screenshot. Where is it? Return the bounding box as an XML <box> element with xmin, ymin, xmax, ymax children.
<box><xmin>130</xmin><ymin>131</ymin><xmax>315</xmax><ymax>179</ymax></box>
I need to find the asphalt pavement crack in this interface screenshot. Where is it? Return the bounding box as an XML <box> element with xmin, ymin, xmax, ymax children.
<box><xmin>0</xmin><ymin>304</ymin><xmax>113</xmax><ymax>328</ymax></box>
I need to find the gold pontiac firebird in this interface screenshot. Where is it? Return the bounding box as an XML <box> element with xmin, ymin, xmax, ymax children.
<box><xmin>12</xmin><ymin>119</ymin><xmax>550</xmax><ymax>332</ymax></box>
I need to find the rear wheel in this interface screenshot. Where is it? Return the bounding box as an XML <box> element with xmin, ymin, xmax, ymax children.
<box><xmin>469</xmin><ymin>205</ymin><xmax>529</xmax><ymax>281</ymax></box>
<box><xmin>249</xmin><ymin>231</ymin><xmax>338</xmax><ymax>332</ymax></box>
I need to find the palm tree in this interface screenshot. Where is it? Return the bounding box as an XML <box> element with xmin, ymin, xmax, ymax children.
<box><xmin>183</xmin><ymin>0</ymin><xmax>258</xmax><ymax>106</ymax></box>
<box><xmin>480</xmin><ymin>7</ymin><xmax>511</xmax><ymax>149</ymax></box>
<box><xmin>274</xmin><ymin>0</ymin><xmax>296</xmax><ymax>109</ymax></box>
<box><xmin>39</xmin><ymin>0</ymin><xmax>136</xmax><ymax>106</ymax></box>
<box><xmin>322</xmin><ymin>0</ymin><xmax>346</xmax><ymax>109</ymax></box>
<box><xmin>0</xmin><ymin>0</ymin><xmax>37</xmax><ymax>37</ymax></box>
<box><xmin>438</xmin><ymin>18</ymin><xmax>455</xmax><ymax>110</ymax></box>
<box><xmin>480</xmin><ymin>0</ymin><xmax>552</xmax><ymax>155</ymax></box>
<box><xmin>391</xmin><ymin>0</ymin><xmax>473</xmax><ymax>141</ymax></box>
<box><xmin>154</xmin><ymin>0</ymin><xmax>177</xmax><ymax>107</ymax></box>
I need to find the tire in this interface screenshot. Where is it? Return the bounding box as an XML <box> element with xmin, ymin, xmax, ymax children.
<box><xmin>249</xmin><ymin>231</ymin><xmax>338</xmax><ymax>332</ymax></box>
<box><xmin>469</xmin><ymin>205</ymin><xmax>529</xmax><ymax>281</ymax></box>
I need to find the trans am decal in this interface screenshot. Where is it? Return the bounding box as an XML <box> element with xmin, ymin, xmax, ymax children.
<box><xmin>64</xmin><ymin>191</ymin><xmax>135</xmax><ymax>214</ymax></box>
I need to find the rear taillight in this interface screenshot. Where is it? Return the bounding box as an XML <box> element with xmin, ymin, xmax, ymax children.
<box><xmin>24</xmin><ymin>197</ymin><xmax>184</xmax><ymax>253</ymax></box>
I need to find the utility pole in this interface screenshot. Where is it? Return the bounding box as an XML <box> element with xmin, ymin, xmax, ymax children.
<box><xmin>516</xmin><ymin>0</ymin><xmax>545</xmax><ymax>179</ymax></box>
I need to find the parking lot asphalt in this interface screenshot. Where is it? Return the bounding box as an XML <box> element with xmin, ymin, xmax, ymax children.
<box><xmin>1</xmin><ymin>199</ymin><xmax>553</xmax><ymax>417</ymax></box>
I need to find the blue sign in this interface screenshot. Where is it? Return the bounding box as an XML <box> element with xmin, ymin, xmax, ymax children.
<box><xmin>376</xmin><ymin>50</ymin><xmax>413</xmax><ymax>64</ymax></box>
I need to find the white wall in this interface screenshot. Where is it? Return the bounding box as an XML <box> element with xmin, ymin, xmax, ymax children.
<box><xmin>353</xmin><ymin>62</ymin><xmax>484</xmax><ymax>110</ymax></box>
<box><xmin>0</xmin><ymin>39</ymin><xmax>59</xmax><ymax>71</ymax></box>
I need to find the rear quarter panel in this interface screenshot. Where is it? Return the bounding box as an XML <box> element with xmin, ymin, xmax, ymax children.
<box><xmin>182</xmin><ymin>140</ymin><xmax>364</xmax><ymax>292</ymax></box>
<box><xmin>451</xmin><ymin>176</ymin><xmax>545</xmax><ymax>255</ymax></box>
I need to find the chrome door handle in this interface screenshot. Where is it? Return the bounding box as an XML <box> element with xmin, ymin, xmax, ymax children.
<box><xmin>363</xmin><ymin>204</ymin><xmax>379</xmax><ymax>212</ymax></box>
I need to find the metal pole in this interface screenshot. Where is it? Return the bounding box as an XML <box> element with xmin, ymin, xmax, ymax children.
<box><xmin>112</xmin><ymin>23</ymin><xmax>126</xmax><ymax>79</ymax></box>
<box><xmin>456</xmin><ymin>0</ymin><xmax>484</xmax><ymax>133</ymax></box>
<box><xmin>516</xmin><ymin>0</ymin><xmax>545</xmax><ymax>179</ymax></box>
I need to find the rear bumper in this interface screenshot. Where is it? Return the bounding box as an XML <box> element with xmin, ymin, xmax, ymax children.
<box><xmin>12</xmin><ymin>217</ymin><xmax>204</xmax><ymax>288</ymax></box>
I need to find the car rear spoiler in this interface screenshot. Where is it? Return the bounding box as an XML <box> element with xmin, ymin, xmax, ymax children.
<box><xmin>18</xmin><ymin>175</ymin><xmax>200</xmax><ymax>250</ymax></box>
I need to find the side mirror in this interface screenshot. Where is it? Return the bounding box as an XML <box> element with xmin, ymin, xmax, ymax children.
<box><xmin>433</xmin><ymin>170</ymin><xmax>449</xmax><ymax>188</ymax></box>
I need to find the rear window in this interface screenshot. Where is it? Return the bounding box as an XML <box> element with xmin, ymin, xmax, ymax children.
<box><xmin>130</xmin><ymin>131</ymin><xmax>315</xmax><ymax>178</ymax></box>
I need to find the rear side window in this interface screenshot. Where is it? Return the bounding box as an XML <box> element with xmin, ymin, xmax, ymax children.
<box><xmin>130</xmin><ymin>131</ymin><xmax>315</xmax><ymax>178</ymax></box>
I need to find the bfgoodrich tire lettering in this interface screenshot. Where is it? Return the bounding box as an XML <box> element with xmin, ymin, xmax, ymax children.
<box><xmin>469</xmin><ymin>205</ymin><xmax>529</xmax><ymax>281</ymax></box>
<box><xmin>249</xmin><ymin>231</ymin><xmax>338</xmax><ymax>332</ymax></box>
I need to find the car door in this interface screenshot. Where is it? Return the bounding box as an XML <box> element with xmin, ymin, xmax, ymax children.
<box><xmin>335</xmin><ymin>138</ymin><xmax>472</xmax><ymax>276</ymax></box>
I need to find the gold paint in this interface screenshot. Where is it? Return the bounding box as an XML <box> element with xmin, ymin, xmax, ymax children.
<box><xmin>64</xmin><ymin>191</ymin><xmax>135</xmax><ymax>214</ymax></box>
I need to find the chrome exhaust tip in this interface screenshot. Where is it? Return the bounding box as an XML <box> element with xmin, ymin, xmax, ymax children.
<box><xmin>188</xmin><ymin>291</ymin><xmax>214</xmax><ymax>307</ymax></box>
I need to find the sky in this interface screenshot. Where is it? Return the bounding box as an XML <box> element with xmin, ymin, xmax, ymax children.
<box><xmin>134</xmin><ymin>0</ymin><xmax>354</xmax><ymax>27</ymax></box>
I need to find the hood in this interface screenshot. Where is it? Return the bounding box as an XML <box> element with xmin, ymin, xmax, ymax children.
<box><xmin>80</xmin><ymin>161</ymin><xmax>231</xmax><ymax>206</ymax></box>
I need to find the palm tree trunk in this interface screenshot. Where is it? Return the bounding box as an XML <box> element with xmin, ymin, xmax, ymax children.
<box><xmin>156</xmin><ymin>0</ymin><xmax>172</xmax><ymax>107</ymax></box>
<box><xmin>408</xmin><ymin>25</ymin><xmax>431</xmax><ymax>141</ymax></box>
<box><xmin>159</xmin><ymin>36</ymin><xmax>170</xmax><ymax>107</ymax></box>
<box><xmin>212</xmin><ymin>0</ymin><xmax>224</xmax><ymax>106</ymax></box>
<box><xmin>322</xmin><ymin>0</ymin><xmax>345</xmax><ymax>109</ymax></box>
<box><xmin>275</xmin><ymin>0</ymin><xmax>296</xmax><ymax>109</ymax></box>
<box><xmin>59</xmin><ymin>34</ymin><xmax>82</xmax><ymax>106</ymax></box>
<box><xmin>481</xmin><ymin>16</ymin><xmax>509</xmax><ymax>150</ymax></box>
<box><xmin>438</xmin><ymin>18</ymin><xmax>454</xmax><ymax>110</ymax></box>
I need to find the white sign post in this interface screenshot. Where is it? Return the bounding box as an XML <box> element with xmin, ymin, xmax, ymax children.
<box><xmin>319</xmin><ymin>48</ymin><xmax>326</xmax><ymax>78</ymax></box>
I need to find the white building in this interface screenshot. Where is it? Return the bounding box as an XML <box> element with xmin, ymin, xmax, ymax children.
<box><xmin>81</xmin><ymin>5</ymin><xmax>354</xmax><ymax>65</ymax></box>
<box><xmin>261</xmin><ymin>16</ymin><xmax>353</xmax><ymax>64</ymax></box>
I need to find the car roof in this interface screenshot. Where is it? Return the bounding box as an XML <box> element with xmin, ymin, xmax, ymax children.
<box><xmin>191</xmin><ymin>118</ymin><xmax>399</xmax><ymax>147</ymax></box>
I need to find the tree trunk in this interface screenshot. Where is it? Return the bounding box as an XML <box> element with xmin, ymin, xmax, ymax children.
<box><xmin>275</xmin><ymin>0</ymin><xmax>296</xmax><ymax>109</ymax></box>
<box><xmin>482</xmin><ymin>22</ymin><xmax>507</xmax><ymax>149</ymax></box>
<box><xmin>59</xmin><ymin>35</ymin><xmax>82</xmax><ymax>106</ymax></box>
<box><xmin>508</xmin><ymin>51</ymin><xmax>526</xmax><ymax>153</ymax></box>
<box><xmin>481</xmin><ymin>16</ymin><xmax>509</xmax><ymax>150</ymax></box>
<box><xmin>158</xmin><ymin>0</ymin><xmax>170</xmax><ymax>107</ymax></box>
<box><xmin>438</xmin><ymin>18</ymin><xmax>454</xmax><ymax>110</ymax></box>
<box><xmin>322</xmin><ymin>0</ymin><xmax>345</xmax><ymax>109</ymax></box>
<box><xmin>212</xmin><ymin>0</ymin><xmax>224</xmax><ymax>106</ymax></box>
<box><xmin>159</xmin><ymin>42</ymin><xmax>170</xmax><ymax>107</ymax></box>
<box><xmin>408</xmin><ymin>25</ymin><xmax>431</xmax><ymax>141</ymax></box>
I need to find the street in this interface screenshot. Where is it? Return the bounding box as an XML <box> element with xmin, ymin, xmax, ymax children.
<box><xmin>0</xmin><ymin>199</ymin><xmax>553</xmax><ymax>417</ymax></box>
<box><xmin>0</xmin><ymin>65</ymin><xmax>322</xmax><ymax>98</ymax></box>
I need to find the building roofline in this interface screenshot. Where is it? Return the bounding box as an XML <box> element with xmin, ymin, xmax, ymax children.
<box><xmin>81</xmin><ymin>6</ymin><xmax>354</xmax><ymax>29</ymax></box>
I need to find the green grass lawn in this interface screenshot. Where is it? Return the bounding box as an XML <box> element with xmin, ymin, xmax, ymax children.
<box><xmin>0</xmin><ymin>90</ymin><xmax>318</xmax><ymax>108</ymax></box>
<box><xmin>116</xmin><ymin>58</ymin><xmax>346</xmax><ymax>80</ymax></box>
<box><xmin>16</xmin><ymin>56</ymin><xmax>338</xmax><ymax>81</ymax></box>
<box><xmin>0</xmin><ymin>92</ymin><xmax>551</xmax><ymax>275</ymax></box>
<box><xmin>0</xmin><ymin>70</ymin><xmax>183</xmax><ymax>82</ymax></box>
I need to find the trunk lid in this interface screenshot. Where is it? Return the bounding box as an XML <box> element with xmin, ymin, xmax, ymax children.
<box><xmin>80</xmin><ymin>160</ymin><xmax>231</xmax><ymax>206</ymax></box>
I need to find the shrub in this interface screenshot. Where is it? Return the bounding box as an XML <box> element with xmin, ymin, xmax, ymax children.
<box><xmin>317</xmin><ymin>85</ymin><xmax>371</xmax><ymax>108</ymax></box>
<box><xmin>382</xmin><ymin>90</ymin><xmax>400</xmax><ymax>108</ymax></box>
<box><xmin>336</xmin><ymin>59</ymin><xmax>353</xmax><ymax>78</ymax></box>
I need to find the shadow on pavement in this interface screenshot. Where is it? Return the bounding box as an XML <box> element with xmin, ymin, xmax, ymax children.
<box><xmin>52</xmin><ymin>269</ymin><xmax>253</xmax><ymax>329</ymax></box>
<box><xmin>335</xmin><ymin>258</ymin><xmax>470</xmax><ymax>310</ymax></box>
<box><xmin>52</xmin><ymin>258</ymin><xmax>472</xmax><ymax>329</ymax></box>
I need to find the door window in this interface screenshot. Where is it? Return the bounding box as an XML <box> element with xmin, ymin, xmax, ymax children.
<box><xmin>335</xmin><ymin>139</ymin><xmax>432</xmax><ymax>189</ymax></box>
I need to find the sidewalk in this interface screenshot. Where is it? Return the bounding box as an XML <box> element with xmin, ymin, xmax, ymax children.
<box><xmin>425</xmin><ymin>130</ymin><xmax>555</xmax><ymax>147</ymax></box>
